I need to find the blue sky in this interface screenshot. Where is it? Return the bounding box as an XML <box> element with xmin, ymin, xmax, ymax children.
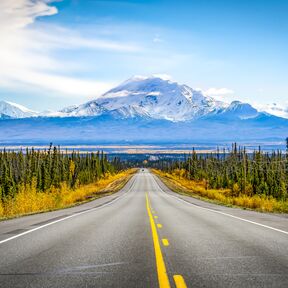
<box><xmin>0</xmin><ymin>0</ymin><xmax>287</xmax><ymax>111</ymax></box>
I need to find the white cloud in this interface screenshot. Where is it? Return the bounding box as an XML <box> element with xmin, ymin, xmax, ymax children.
<box><xmin>152</xmin><ymin>74</ymin><xmax>172</xmax><ymax>81</ymax></box>
<box><xmin>254</xmin><ymin>102</ymin><xmax>288</xmax><ymax>119</ymax></box>
<box><xmin>0</xmin><ymin>0</ymin><xmax>139</xmax><ymax>97</ymax></box>
<box><xmin>28</xmin><ymin>25</ymin><xmax>141</xmax><ymax>52</ymax></box>
<box><xmin>203</xmin><ymin>87</ymin><xmax>235</xmax><ymax>102</ymax></box>
<box><xmin>2</xmin><ymin>69</ymin><xmax>114</xmax><ymax>97</ymax></box>
<box><xmin>0</xmin><ymin>0</ymin><xmax>58</xmax><ymax>29</ymax></box>
<box><xmin>204</xmin><ymin>87</ymin><xmax>235</xmax><ymax>97</ymax></box>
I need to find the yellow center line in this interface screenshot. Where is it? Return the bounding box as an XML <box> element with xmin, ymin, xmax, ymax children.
<box><xmin>146</xmin><ymin>193</ymin><xmax>171</xmax><ymax>288</ymax></box>
<box><xmin>162</xmin><ymin>239</ymin><xmax>169</xmax><ymax>246</ymax></box>
<box><xmin>157</xmin><ymin>224</ymin><xmax>163</xmax><ymax>228</ymax></box>
<box><xmin>173</xmin><ymin>275</ymin><xmax>188</xmax><ymax>288</ymax></box>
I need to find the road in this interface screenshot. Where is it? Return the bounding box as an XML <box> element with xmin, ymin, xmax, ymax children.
<box><xmin>0</xmin><ymin>169</ymin><xmax>287</xmax><ymax>287</ymax></box>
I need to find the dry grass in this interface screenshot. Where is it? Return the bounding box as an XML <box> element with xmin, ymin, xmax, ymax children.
<box><xmin>153</xmin><ymin>169</ymin><xmax>288</xmax><ymax>213</ymax></box>
<box><xmin>0</xmin><ymin>169</ymin><xmax>136</xmax><ymax>220</ymax></box>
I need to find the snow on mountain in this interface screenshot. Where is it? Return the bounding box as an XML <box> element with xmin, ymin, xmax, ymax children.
<box><xmin>0</xmin><ymin>101</ymin><xmax>38</xmax><ymax>119</ymax></box>
<box><xmin>63</xmin><ymin>76</ymin><xmax>228</xmax><ymax>121</ymax></box>
<box><xmin>1</xmin><ymin>76</ymin><xmax>287</xmax><ymax>144</ymax></box>
<box><xmin>1</xmin><ymin>76</ymin><xmax>286</xmax><ymax>123</ymax></box>
<box><xmin>59</xmin><ymin>102</ymin><xmax>107</xmax><ymax>117</ymax></box>
<box><xmin>214</xmin><ymin>101</ymin><xmax>260</xmax><ymax>120</ymax></box>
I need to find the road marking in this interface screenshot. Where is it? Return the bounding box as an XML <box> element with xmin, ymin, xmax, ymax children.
<box><xmin>162</xmin><ymin>239</ymin><xmax>169</xmax><ymax>246</ymax></box>
<box><xmin>153</xmin><ymin>177</ymin><xmax>288</xmax><ymax>236</ymax></box>
<box><xmin>157</xmin><ymin>224</ymin><xmax>162</xmax><ymax>228</ymax></box>
<box><xmin>0</xmin><ymin>177</ymin><xmax>137</xmax><ymax>245</ymax></box>
<box><xmin>146</xmin><ymin>193</ymin><xmax>171</xmax><ymax>288</ymax></box>
<box><xmin>154</xmin><ymin>216</ymin><xmax>158</xmax><ymax>219</ymax></box>
<box><xmin>173</xmin><ymin>275</ymin><xmax>187</xmax><ymax>288</ymax></box>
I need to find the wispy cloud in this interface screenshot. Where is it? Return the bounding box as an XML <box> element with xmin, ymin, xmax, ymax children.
<box><xmin>0</xmin><ymin>0</ymin><xmax>138</xmax><ymax>97</ymax></box>
<box><xmin>204</xmin><ymin>87</ymin><xmax>235</xmax><ymax>97</ymax></box>
<box><xmin>203</xmin><ymin>87</ymin><xmax>235</xmax><ymax>102</ymax></box>
<box><xmin>29</xmin><ymin>25</ymin><xmax>141</xmax><ymax>52</ymax></box>
<box><xmin>152</xmin><ymin>74</ymin><xmax>172</xmax><ymax>80</ymax></box>
<box><xmin>0</xmin><ymin>0</ymin><xmax>58</xmax><ymax>29</ymax></box>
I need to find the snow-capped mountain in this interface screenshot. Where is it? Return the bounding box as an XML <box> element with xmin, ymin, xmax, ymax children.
<box><xmin>1</xmin><ymin>76</ymin><xmax>286</xmax><ymax>123</ymax></box>
<box><xmin>1</xmin><ymin>76</ymin><xmax>287</xmax><ymax>144</ymax></box>
<box><xmin>61</xmin><ymin>76</ymin><xmax>228</xmax><ymax>121</ymax></box>
<box><xmin>211</xmin><ymin>101</ymin><xmax>260</xmax><ymax>120</ymax></box>
<box><xmin>0</xmin><ymin>101</ymin><xmax>38</xmax><ymax>119</ymax></box>
<box><xmin>60</xmin><ymin>102</ymin><xmax>107</xmax><ymax>117</ymax></box>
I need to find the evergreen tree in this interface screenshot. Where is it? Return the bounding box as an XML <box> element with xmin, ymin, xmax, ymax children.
<box><xmin>0</xmin><ymin>146</ymin><xmax>123</xmax><ymax>203</ymax></box>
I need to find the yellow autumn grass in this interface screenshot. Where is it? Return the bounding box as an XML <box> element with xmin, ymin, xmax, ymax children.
<box><xmin>153</xmin><ymin>169</ymin><xmax>288</xmax><ymax>213</ymax></box>
<box><xmin>0</xmin><ymin>169</ymin><xmax>136</xmax><ymax>219</ymax></box>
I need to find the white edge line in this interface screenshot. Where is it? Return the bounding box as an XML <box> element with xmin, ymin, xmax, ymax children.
<box><xmin>152</xmin><ymin>175</ymin><xmax>288</xmax><ymax>236</ymax></box>
<box><xmin>0</xmin><ymin>176</ymin><xmax>137</xmax><ymax>245</ymax></box>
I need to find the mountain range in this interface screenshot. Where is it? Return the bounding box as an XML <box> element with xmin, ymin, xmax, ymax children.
<box><xmin>0</xmin><ymin>76</ymin><xmax>287</xmax><ymax>145</ymax></box>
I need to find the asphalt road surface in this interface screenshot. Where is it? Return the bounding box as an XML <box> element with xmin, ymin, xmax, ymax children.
<box><xmin>0</xmin><ymin>169</ymin><xmax>287</xmax><ymax>288</ymax></box>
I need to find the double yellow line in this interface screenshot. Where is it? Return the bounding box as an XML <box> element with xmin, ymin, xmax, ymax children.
<box><xmin>145</xmin><ymin>193</ymin><xmax>187</xmax><ymax>288</ymax></box>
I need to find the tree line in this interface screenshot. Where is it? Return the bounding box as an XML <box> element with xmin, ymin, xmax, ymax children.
<box><xmin>0</xmin><ymin>144</ymin><xmax>124</xmax><ymax>201</ymax></box>
<box><xmin>151</xmin><ymin>140</ymin><xmax>288</xmax><ymax>200</ymax></box>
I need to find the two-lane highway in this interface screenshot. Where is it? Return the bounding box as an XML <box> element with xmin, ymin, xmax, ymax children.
<box><xmin>0</xmin><ymin>169</ymin><xmax>287</xmax><ymax>287</ymax></box>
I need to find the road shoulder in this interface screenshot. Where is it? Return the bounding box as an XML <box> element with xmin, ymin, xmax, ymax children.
<box><xmin>0</xmin><ymin>174</ymin><xmax>136</xmax><ymax>242</ymax></box>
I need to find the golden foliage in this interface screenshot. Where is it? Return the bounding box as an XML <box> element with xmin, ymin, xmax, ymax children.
<box><xmin>153</xmin><ymin>169</ymin><xmax>288</xmax><ymax>213</ymax></box>
<box><xmin>0</xmin><ymin>201</ymin><xmax>4</xmax><ymax>218</ymax></box>
<box><xmin>1</xmin><ymin>169</ymin><xmax>136</xmax><ymax>219</ymax></box>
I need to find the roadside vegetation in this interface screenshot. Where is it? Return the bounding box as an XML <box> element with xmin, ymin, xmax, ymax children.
<box><xmin>152</xmin><ymin>140</ymin><xmax>288</xmax><ymax>213</ymax></box>
<box><xmin>0</xmin><ymin>145</ymin><xmax>134</xmax><ymax>219</ymax></box>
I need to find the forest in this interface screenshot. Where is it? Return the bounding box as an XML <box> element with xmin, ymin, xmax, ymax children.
<box><xmin>0</xmin><ymin>144</ymin><xmax>128</xmax><ymax>218</ymax></box>
<box><xmin>1</xmin><ymin>140</ymin><xmax>288</xmax><ymax>216</ymax></box>
<box><xmin>151</xmin><ymin>139</ymin><xmax>288</xmax><ymax>208</ymax></box>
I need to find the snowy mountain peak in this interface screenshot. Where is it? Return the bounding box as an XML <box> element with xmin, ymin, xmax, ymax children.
<box><xmin>0</xmin><ymin>101</ymin><xmax>38</xmax><ymax>119</ymax></box>
<box><xmin>228</xmin><ymin>101</ymin><xmax>258</xmax><ymax>115</ymax></box>
<box><xmin>214</xmin><ymin>100</ymin><xmax>259</xmax><ymax>120</ymax></box>
<box><xmin>86</xmin><ymin>75</ymin><xmax>227</xmax><ymax>121</ymax></box>
<box><xmin>2</xmin><ymin>76</ymin><xmax>285</xmax><ymax>122</ymax></box>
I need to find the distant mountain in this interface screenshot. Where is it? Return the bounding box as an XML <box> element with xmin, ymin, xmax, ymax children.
<box><xmin>0</xmin><ymin>101</ymin><xmax>38</xmax><ymax>119</ymax></box>
<box><xmin>60</xmin><ymin>76</ymin><xmax>282</xmax><ymax>122</ymax></box>
<box><xmin>0</xmin><ymin>76</ymin><xmax>287</xmax><ymax>145</ymax></box>
<box><xmin>1</xmin><ymin>76</ymin><xmax>285</xmax><ymax>123</ymax></box>
<box><xmin>206</xmin><ymin>101</ymin><xmax>260</xmax><ymax>120</ymax></box>
<box><xmin>0</xmin><ymin>113</ymin><xmax>287</xmax><ymax>145</ymax></box>
<box><xmin>60</xmin><ymin>76</ymin><xmax>228</xmax><ymax>121</ymax></box>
